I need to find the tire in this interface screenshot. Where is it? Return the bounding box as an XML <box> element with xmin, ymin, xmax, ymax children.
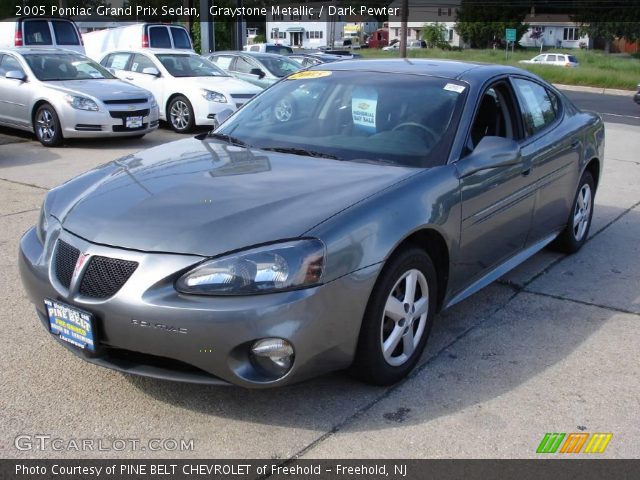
<box><xmin>351</xmin><ymin>248</ymin><xmax>438</xmax><ymax>386</ymax></box>
<box><xmin>168</xmin><ymin>96</ymin><xmax>195</xmax><ymax>133</ymax></box>
<box><xmin>551</xmin><ymin>171</ymin><xmax>595</xmax><ymax>254</ymax></box>
<box><xmin>34</xmin><ymin>104</ymin><xmax>63</xmax><ymax>147</ymax></box>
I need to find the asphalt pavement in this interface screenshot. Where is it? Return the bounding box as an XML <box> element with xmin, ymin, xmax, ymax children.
<box><xmin>561</xmin><ymin>89</ymin><xmax>640</xmax><ymax>126</ymax></box>
<box><xmin>0</xmin><ymin>93</ymin><xmax>639</xmax><ymax>459</ymax></box>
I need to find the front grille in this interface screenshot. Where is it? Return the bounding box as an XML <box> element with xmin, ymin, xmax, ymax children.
<box><xmin>109</xmin><ymin>109</ymin><xmax>150</xmax><ymax>119</ymax></box>
<box><xmin>54</xmin><ymin>240</ymin><xmax>80</xmax><ymax>288</ymax></box>
<box><xmin>103</xmin><ymin>98</ymin><xmax>147</xmax><ymax>105</ymax></box>
<box><xmin>79</xmin><ymin>256</ymin><xmax>138</xmax><ymax>299</ymax></box>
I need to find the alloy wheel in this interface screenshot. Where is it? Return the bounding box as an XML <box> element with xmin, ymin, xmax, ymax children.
<box><xmin>573</xmin><ymin>183</ymin><xmax>592</xmax><ymax>242</ymax></box>
<box><xmin>36</xmin><ymin>109</ymin><xmax>55</xmax><ymax>142</ymax></box>
<box><xmin>170</xmin><ymin>100</ymin><xmax>190</xmax><ymax>131</ymax></box>
<box><xmin>380</xmin><ymin>269</ymin><xmax>429</xmax><ymax>367</ymax></box>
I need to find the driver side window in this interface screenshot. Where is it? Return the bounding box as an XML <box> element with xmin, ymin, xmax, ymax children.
<box><xmin>467</xmin><ymin>82</ymin><xmax>518</xmax><ymax>153</ymax></box>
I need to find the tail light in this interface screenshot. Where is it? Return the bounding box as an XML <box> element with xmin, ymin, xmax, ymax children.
<box><xmin>142</xmin><ymin>33</ymin><xmax>149</xmax><ymax>48</ymax></box>
<box><xmin>14</xmin><ymin>28</ymin><xmax>23</xmax><ymax>47</ymax></box>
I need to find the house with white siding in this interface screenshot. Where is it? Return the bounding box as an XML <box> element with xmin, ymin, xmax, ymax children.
<box><xmin>519</xmin><ymin>13</ymin><xmax>591</xmax><ymax>49</ymax></box>
<box><xmin>266</xmin><ymin>2</ymin><xmax>377</xmax><ymax>49</ymax></box>
<box><xmin>387</xmin><ymin>0</ymin><xmax>464</xmax><ymax>48</ymax></box>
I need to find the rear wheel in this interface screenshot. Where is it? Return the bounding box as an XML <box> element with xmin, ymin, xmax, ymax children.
<box><xmin>351</xmin><ymin>248</ymin><xmax>437</xmax><ymax>386</ymax></box>
<box><xmin>551</xmin><ymin>171</ymin><xmax>595</xmax><ymax>253</ymax></box>
<box><xmin>168</xmin><ymin>96</ymin><xmax>195</xmax><ymax>133</ymax></box>
<box><xmin>34</xmin><ymin>104</ymin><xmax>63</xmax><ymax>147</ymax></box>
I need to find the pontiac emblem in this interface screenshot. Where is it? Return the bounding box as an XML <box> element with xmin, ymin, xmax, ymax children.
<box><xmin>72</xmin><ymin>253</ymin><xmax>90</xmax><ymax>283</ymax></box>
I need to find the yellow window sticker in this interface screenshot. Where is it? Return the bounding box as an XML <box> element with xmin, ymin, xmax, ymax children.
<box><xmin>288</xmin><ymin>70</ymin><xmax>332</xmax><ymax>80</ymax></box>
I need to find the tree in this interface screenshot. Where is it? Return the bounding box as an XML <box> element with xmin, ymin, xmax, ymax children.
<box><xmin>422</xmin><ymin>23</ymin><xmax>447</xmax><ymax>49</ymax></box>
<box><xmin>571</xmin><ymin>0</ymin><xmax>640</xmax><ymax>53</ymax></box>
<box><xmin>455</xmin><ymin>0</ymin><xmax>529</xmax><ymax>49</ymax></box>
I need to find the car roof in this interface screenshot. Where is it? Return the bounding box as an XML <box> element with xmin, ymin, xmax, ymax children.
<box><xmin>211</xmin><ymin>51</ymin><xmax>291</xmax><ymax>59</ymax></box>
<box><xmin>0</xmin><ymin>47</ymin><xmax>82</xmax><ymax>56</ymax></box>
<box><xmin>102</xmin><ymin>48</ymin><xmax>196</xmax><ymax>56</ymax></box>
<box><xmin>314</xmin><ymin>58</ymin><xmax>531</xmax><ymax>83</ymax></box>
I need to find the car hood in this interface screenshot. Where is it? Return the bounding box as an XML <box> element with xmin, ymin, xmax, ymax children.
<box><xmin>46</xmin><ymin>79</ymin><xmax>150</xmax><ymax>101</ymax></box>
<box><xmin>174</xmin><ymin>76</ymin><xmax>262</xmax><ymax>94</ymax></box>
<box><xmin>57</xmin><ymin>138</ymin><xmax>417</xmax><ymax>256</ymax></box>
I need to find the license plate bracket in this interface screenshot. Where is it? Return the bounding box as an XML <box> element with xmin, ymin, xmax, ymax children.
<box><xmin>125</xmin><ymin>116</ymin><xmax>143</xmax><ymax>128</ymax></box>
<box><xmin>45</xmin><ymin>298</ymin><xmax>96</xmax><ymax>351</ymax></box>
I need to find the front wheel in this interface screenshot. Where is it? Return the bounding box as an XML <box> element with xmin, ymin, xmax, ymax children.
<box><xmin>34</xmin><ymin>104</ymin><xmax>63</xmax><ymax>147</ymax></box>
<box><xmin>168</xmin><ymin>96</ymin><xmax>195</xmax><ymax>133</ymax></box>
<box><xmin>551</xmin><ymin>170</ymin><xmax>595</xmax><ymax>253</ymax></box>
<box><xmin>351</xmin><ymin>248</ymin><xmax>437</xmax><ymax>386</ymax></box>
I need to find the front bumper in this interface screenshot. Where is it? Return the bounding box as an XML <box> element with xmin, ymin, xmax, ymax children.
<box><xmin>19</xmin><ymin>226</ymin><xmax>379</xmax><ymax>388</ymax></box>
<box><xmin>60</xmin><ymin>104</ymin><xmax>160</xmax><ymax>138</ymax></box>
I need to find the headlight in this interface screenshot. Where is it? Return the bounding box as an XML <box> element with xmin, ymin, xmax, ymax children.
<box><xmin>201</xmin><ymin>89</ymin><xmax>227</xmax><ymax>103</ymax></box>
<box><xmin>176</xmin><ymin>239</ymin><xmax>325</xmax><ymax>295</ymax></box>
<box><xmin>36</xmin><ymin>201</ymin><xmax>49</xmax><ymax>244</ymax></box>
<box><xmin>148</xmin><ymin>95</ymin><xmax>157</xmax><ymax>108</ymax></box>
<box><xmin>65</xmin><ymin>95</ymin><xmax>99</xmax><ymax>111</ymax></box>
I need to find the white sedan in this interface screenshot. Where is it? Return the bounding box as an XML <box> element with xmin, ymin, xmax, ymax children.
<box><xmin>519</xmin><ymin>53</ymin><xmax>579</xmax><ymax>68</ymax></box>
<box><xmin>0</xmin><ymin>48</ymin><xmax>159</xmax><ymax>147</ymax></box>
<box><xmin>99</xmin><ymin>48</ymin><xmax>263</xmax><ymax>133</ymax></box>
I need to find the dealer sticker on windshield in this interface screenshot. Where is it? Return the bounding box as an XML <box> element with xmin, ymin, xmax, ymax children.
<box><xmin>288</xmin><ymin>70</ymin><xmax>332</xmax><ymax>80</ymax></box>
<box><xmin>444</xmin><ymin>83</ymin><xmax>466</xmax><ymax>93</ymax></box>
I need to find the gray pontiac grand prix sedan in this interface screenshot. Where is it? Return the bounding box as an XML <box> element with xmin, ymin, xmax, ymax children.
<box><xmin>19</xmin><ymin>60</ymin><xmax>605</xmax><ymax>388</ymax></box>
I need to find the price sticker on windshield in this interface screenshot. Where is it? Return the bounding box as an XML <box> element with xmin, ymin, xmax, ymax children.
<box><xmin>288</xmin><ymin>71</ymin><xmax>332</xmax><ymax>80</ymax></box>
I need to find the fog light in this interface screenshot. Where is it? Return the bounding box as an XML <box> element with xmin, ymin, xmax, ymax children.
<box><xmin>250</xmin><ymin>338</ymin><xmax>294</xmax><ymax>377</ymax></box>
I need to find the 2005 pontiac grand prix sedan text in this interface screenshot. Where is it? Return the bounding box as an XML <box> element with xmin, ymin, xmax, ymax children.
<box><xmin>19</xmin><ymin>60</ymin><xmax>604</xmax><ymax>388</ymax></box>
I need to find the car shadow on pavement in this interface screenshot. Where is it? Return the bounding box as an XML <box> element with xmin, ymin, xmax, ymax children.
<box><xmin>121</xmin><ymin>207</ymin><xmax>637</xmax><ymax>436</ymax></box>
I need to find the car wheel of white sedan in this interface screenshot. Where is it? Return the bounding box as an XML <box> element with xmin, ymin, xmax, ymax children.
<box><xmin>351</xmin><ymin>247</ymin><xmax>437</xmax><ymax>385</ymax></box>
<box><xmin>168</xmin><ymin>95</ymin><xmax>195</xmax><ymax>133</ymax></box>
<box><xmin>34</xmin><ymin>104</ymin><xmax>63</xmax><ymax>147</ymax></box>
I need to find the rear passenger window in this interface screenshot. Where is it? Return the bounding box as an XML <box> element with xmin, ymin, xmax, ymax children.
<box><xmin>51</xmin><ymin>21</ymin><xmax>79</xmax><ymax>45</ymax></box>
<box><xmin>170</xmin><ymin>27</ymin><xmax>191</xmax><ymax>49</ymax></box>
<box><xmin>23</xmin><ymin>20</ymin><xmax>52</xmax><ymax>45</ymax></box>
<box><xmin>103</xmin><ymin>53</ymin><xmax>131</xmax><ymax>70</ymax></box>
<box><xmin>149</xmin><ymin>27</ymin><xmax>171</xmax><ymax>48</ymax></box>
<box><xmin>212</xmin><ymin>56</ymin><xmax>233</xmax><ymax>69</ymax></box>
<box><xmin>547</xmin><ymin>55</ymin><xmax>557</xmax><ymax>62</ymax></box>
<box><xmin>130</xmin><ymin>54</ymin><xmax>155</xmax><ymax>73</ymax></box>
<box><xmin>512</xmin><ymin>78</ymin><xmax>557</xmax><ymax>136</ymax></box>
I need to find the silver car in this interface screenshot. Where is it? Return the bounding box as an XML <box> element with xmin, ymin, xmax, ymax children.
<box><xmin>0</xmin><ymin>48</ymin><xmax>159</xmax><ymax>146</ymax></box>
<box><xmin>19</xmin><ymin>60</ymin><xmax>604</xmax><ymax>388</ymax></box>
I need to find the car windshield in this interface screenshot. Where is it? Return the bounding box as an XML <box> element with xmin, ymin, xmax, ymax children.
<box><xmin>216</xmin><ymin>70</ymin><xmax>467</xmax><ymax>167</ymax></box>
<box><xmin>23</xmin><ymin>53</ymin><xmax>115</xmax><ymax>81</ymax></box>
<box><xmin>254</xmin><ymin>55</ymin><xmax>301</xmax><ymax>77</ymax></box>
<box><xmin>156</xmin><ymin>54</ymin><xmax>229</xmax><ymax>77</ymax></box>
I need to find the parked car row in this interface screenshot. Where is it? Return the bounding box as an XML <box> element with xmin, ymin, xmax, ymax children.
<box><xmin>0</xmin><ymin>20</ymin><xmax>309</xmax><ymax>145</ymax></box>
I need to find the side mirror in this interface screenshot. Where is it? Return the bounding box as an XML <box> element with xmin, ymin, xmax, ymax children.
<box><xmin>142</xmin><ymin>67</ymin><xmax>160</xmax><ymax>77</ymax></box>
<box><xmin>457</xmin><ymin>136</ymin><xmax>522</xmax><ymax>178</ymax></box>
<box><xmin>249</xmin><ymin>68</ymin><xmax>266</xmax><ymax>79</ymax></box>
<box><xmin>211</xmin><ymin>108</ymin><xmax>234</xmax><ymax>130</ymax></box>
<box><xmin>5</xmin><ymin>70</ymin><xmax>26</xmax><ymax>82</ymax></box>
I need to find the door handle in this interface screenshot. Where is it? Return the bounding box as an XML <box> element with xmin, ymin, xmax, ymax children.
<box><xmin>571</xmin><ymin>138</ymin><xmax>580</xmax><ymax>149</ymax></box>
<box><xmin>125</xmin><ymin>76</ymin><xmax>134</xmax><ymax>81</ymax></box>
<box><xmin>522</xmin><ymin>167</ymin><xmax>532</xmax><ymax>176</ymax></box>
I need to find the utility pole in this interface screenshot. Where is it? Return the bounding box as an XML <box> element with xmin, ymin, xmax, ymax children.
<box><xmin>399</xmin><ymin>0</ymin><xmax>408</xmax><ymax>58</ymax></box>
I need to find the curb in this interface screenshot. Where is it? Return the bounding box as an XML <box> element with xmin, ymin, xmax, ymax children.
<box><xmin>553</xmin><ymin>83</ymin><xmax>636</xmax><ymax>97</ymax></box>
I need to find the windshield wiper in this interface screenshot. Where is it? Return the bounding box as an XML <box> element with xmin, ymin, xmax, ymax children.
<box><xmin>203</xmin><ymin>132</ymin><xmax>248</xmax><ymax>146</ymax></box>
<box><xmin>261</xmin><ymin>146</ymin><xmax>338</xmax><ymax>160</ymax></box>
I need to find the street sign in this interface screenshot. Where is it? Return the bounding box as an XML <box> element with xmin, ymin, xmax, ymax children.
<box><xmin>505</xmin><ymin>28</ymin><xmax>517</xmax><ymax>42</ymax></box>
